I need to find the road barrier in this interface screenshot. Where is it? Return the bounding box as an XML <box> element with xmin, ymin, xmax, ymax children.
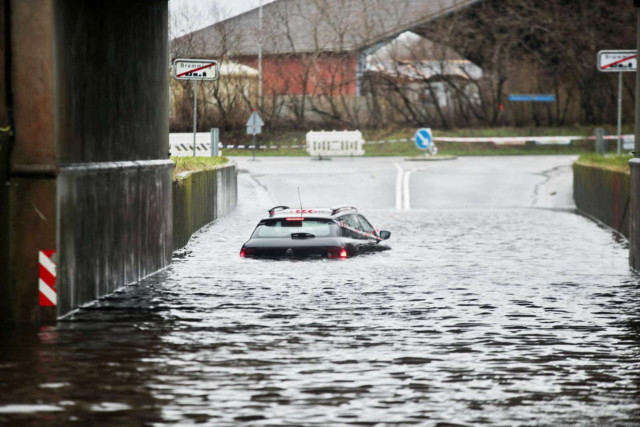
<box><xmin>39</xmin><ymin>251</ymin><xmax>57</xmax><ymax>307</ymax></box>
<box><xmin>170</xmin><ymin>133</ymin><xmax>636</xmax><ymax>152</ymax></box>
<box><xmin>170</xmin><ymin>132</ymin><xmax>223</xmax><ymax>157</ymax></box>
<box><xmin>366</xmin><ymin>135</ymin><xmax>635</xmax><ymax>146</ymax></box>
<box><xmin>306</xmin><ymin>130</ymin><xmax>365</xmax><ymax>157</ymax></box>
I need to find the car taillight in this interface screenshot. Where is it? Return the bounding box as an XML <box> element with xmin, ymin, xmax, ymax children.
<box><xmin>328</xmin><ymin>246</ymin><xmax>347</xmax><ymax>259</ymax></box>
<box><xmin>240</xmin><ymin>247</ymin><xmax>255</xmax><ymax>257</ymax></box>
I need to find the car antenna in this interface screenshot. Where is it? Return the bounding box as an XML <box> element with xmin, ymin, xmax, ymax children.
<box><xmin>298</xmin><ymin>187</ymin><xmax>303</xmax><ymax>213</ymax></box>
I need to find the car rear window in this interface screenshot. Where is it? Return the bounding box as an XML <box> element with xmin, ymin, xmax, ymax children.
<box><xmin>253</xmin><ymin>219</ymin><xmax>337</xmax><ymax>238</ymax></box>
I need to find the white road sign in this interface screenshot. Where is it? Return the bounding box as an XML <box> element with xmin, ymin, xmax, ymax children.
<box><xmin>246</xmin><ymin>110</ymin><xmax>264</xmax><ymax>135</ymax></box>
<box><xmin>173</xmin><ymin>58</ymin><xmax>219</xmax><ymax>81</ymax></box>
<box><xmin>598</xmin><ymin>50</ymin><xmax>637</xmax><ymax>72</ymax></box>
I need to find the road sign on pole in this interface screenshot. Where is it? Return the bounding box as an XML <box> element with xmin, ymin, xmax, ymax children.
<box><xmin>598</xmin><ymin>50</ymin><xmax>637</xmax><ymax>72</ymax></box>
<box><xmin>414</xmin><ymin>128</ymin><xmax>433</xmax><ymax>150</ymax></box>
<box><xmin>246</xmin><ymin>110</ymin><xmax>264</xmax><ymax>161</ymax></box>
<box><xmin>173</xmin><ymin>59</ymin><xmax>220</xmax><ymax>157</ymax></box>
<box><xmin>173</xmin><ymin>59</ymin><xmax>220</xmax><ymax>80</ymax></box>
<box><xmin>414</xmin><ymin>128</ymin><xmax>438</xmax><ymax>155</ymax></box>
<box><xmin>598</xmin><ymin>51</ymin><xmax>637</xmax><ymax>154</ymax></box>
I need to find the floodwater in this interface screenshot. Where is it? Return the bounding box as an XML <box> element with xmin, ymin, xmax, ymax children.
<box><xmin>2</xmin><ymin>183</ymin><xmax>640</xmax><ymax>426</ymax></box>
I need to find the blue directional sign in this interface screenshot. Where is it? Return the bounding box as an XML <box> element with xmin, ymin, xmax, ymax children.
<box><xmin>508</xmin><ymin>94</ymin><xmax>556</xmax><ymax>102</ymax></box>
<box><xmin>532</xmin><ymin>95</ymin><xmax>556</xmax><ymax>102</ymax></box>
<box><xmin>414</xmin><ymin>128</ymin><xmax>433</xmax><ymax>150</ymax></box>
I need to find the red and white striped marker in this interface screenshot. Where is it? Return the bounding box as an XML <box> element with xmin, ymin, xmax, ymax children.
<box><xmin>39</xmin><ymin>250</ymin><xmax>57</xmax><ymax>307</ymax></box>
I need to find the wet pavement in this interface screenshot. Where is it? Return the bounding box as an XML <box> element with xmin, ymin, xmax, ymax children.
<box><xmin>2</xmin><ymin>156</ymin><xmax>640</xmax><ymax>426</ymax></box>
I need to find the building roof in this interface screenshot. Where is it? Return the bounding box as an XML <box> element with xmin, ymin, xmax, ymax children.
<box><xmin>177</xmin><ymin>0</ymin><xmax>480</xmax><ymax>57</ymax></box>
<box><xmin>219</xmin><ymin>63</ymin><xmax>258</xmax><ymax>76</ymax></box>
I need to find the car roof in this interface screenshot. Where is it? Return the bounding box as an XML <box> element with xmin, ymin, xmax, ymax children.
<box><xmin>264</xmin><ymin>205</ymin><xmax>359</xmax><ymax>220</ymax></box>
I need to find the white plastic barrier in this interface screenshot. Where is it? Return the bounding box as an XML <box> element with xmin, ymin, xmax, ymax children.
<box><xmin>170</xmin><ymin>133</ymin><xmax>222</xmax><ymax>157</ymax></box>
<box><xmin>306</xmin><ymin>130</ymin><xmax>365</xmax><ymax>157</ymax></box>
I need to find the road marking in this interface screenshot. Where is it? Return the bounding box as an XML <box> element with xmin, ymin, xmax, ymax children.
<box><xmin>403</xmin><ymin>169</ymin><xmax>412</xmax><ymax>210</ymax></box>
<box><xmin>393</xmin><ymin>162</ymin><xmax>404</xmax><ymax>210</ymax></box>
<box><xmin>393</xmin><ymin>162</ymin><xmax>442</xmax><ymax>210</ymax></box>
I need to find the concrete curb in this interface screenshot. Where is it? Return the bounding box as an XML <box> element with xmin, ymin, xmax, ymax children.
<box><xmin>404</xmin><ymin>155</ymin><xmax>458</xmax><ymax>161</ymax></box>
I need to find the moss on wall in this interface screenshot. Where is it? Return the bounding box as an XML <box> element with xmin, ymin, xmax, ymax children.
<box><xmin>172</xmin><ymin>163</ymin><xmax>237</xmax><ymax>251</ymax></box>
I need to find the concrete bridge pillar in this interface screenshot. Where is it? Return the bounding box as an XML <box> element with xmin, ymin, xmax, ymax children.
<box><xmin>1</xmin><ymin>0</ymin><xmax>171</xmax><ymax>322</ymax></box>
<box><xmin>632</xmin><ymin>5</ymin><xmax>640</xmax><ymax>271</ymax></box>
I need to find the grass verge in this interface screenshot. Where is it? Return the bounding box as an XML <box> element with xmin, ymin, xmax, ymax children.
<box><xmin>172</xmin><ymin>156</ymin><xmax>229</xmax><ymax>179</ymax></box>
<box><xmin>575</xmin><ymin>153</ymin><xmax>632</xmax><ymax>174</ymax></box>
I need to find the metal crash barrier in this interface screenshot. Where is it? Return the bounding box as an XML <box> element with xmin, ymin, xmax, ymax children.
<box><xmin>306</xmin><ymin>130</ymin><xmax>365</xmax><ymax>157</ymax></box>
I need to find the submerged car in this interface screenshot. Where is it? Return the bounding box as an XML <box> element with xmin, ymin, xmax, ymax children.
<box><xmin>240</xmin><ymin>205</ymin><xmax>391</xmax><ymax>259</ymax></box>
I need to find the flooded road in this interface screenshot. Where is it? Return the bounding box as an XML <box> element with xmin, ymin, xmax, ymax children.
<box><xmin>2</xmin><ymin>156</ymin><xmax>640</xmax><ymax>426</ymax></box>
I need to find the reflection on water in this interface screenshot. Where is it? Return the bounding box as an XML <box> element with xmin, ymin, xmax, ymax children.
<box><xmin>2</xmin><ymin>203</ymin><xmax>640</xmax><ymax>426</ymax></box>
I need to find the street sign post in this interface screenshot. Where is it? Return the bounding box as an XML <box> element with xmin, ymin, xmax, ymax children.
<box><xmin>173</xmin><ymin>59</ymin><xmax>220</xmax><ymax>157</ymax></box>
<box><xmin>598</xmin><ymin>50</ymin><xmax>637</xmax><ymax>154</ymax></box>
<box><xmin>508</xmin><ymin>94</ymin><xmax>556</xmax><ymax>135</ymax></box>
<box><xmin>415</xmin><ymin>128</ymin><xmax>433</xmax><ymax>150</ymax></box>
<box><xmin>414</xmin><ymin>128</ymin><xmax>437</xmax><ymax>155</ymax></box>
<box><xmin>246</xmin><ymin>110</ymin><xmax>264</xmax><ymax>161</ymax></box>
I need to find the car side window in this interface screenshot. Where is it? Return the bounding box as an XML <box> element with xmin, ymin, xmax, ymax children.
<box><xmin>357</xmin><ymin>215</ymin><xmax>375</xmax><ymax>235</ymax></box>
<box><xmin>338</xmin><ymin>215</ymin><xmax>363</xmax><ymax>239</ymax></box>
<box><xmin>346</xmin><ymin>215</ymin><xmax>368</xmax><ymax>239</ymax></box>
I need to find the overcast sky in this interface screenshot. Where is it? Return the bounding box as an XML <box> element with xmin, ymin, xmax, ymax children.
<box><xmin>169</xmin><ymin>0</ymin><xmax>276</xmax><ymax>36</ymax></box>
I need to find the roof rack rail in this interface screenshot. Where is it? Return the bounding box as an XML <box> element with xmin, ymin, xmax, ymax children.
<box><xmin>268</xmin><ymin>206</ymin><xmax>290</xmax><ymax>216</ymax></box>
<box><xmin>331</xmin><ymin>205</ymin><xmax>358</xmax><ymax>215</ymax></box>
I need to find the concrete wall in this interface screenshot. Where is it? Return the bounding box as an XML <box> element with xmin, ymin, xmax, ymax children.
<box><xmin>173</xmin><ymin>163</ymin><xmax>238</xmax><ymax>251</ymax></box>
<box><xmin>2</xmin><ymin>0</ymin><xmax>238</xmax><ymax>321</ymax></box>
<box><xmin>0</xmin><ymin>0</ymin><xmax>11</xmax><ymax>323</ymax></box>
<box><xmin>630</xmin><ymin>159</ymin><xmax>640</xmax><ymax>270</ymax></box>
<box><xmin>573</xmin><ymin>162</ymin><xmax>630</xmax><ymax>238</ymax></box>
<box><xmin>1</xmin><ymin>0</ymin><xmax>174</xmax><ymax>322</ymax></box>
<box><xmin>4</xmin><ymin>0</ymin><xmax>58</xmax><ymax>322</ymax></box>
<box><xmin>52</xmin><ymin>1</ymin><xmax>172</xmax><ymax>317</ymax></box>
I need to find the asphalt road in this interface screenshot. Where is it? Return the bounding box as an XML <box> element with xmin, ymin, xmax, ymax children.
<box><xmin>233</xmin><ymin>155</ymin><xmax>576</xmax><ymax>211</ymax></box>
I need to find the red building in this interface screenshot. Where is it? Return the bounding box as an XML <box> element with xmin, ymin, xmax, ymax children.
<box><xmin>174</xmin><ymin>0</ymin><xmax>478</xmax><ymax>97</ymax></box>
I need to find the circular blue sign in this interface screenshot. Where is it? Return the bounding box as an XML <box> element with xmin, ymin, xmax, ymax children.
<box><xmin>415</xmin><ymin>128</ymin><xmax>433</xmax><ymax>150</ymax></box>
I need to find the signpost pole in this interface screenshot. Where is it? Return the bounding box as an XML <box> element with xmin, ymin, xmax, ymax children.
<box><xmin>252</xmin><ymin>130</ymin><xmax>256</xmax><ymax>161</ymax></box>
<box><xmin>529</xmin><ymin>101</ymin><xmax>534</xmax><ymax>136</ymax></box>
<box><xmin>193</xmin><ymin>79</ymin><xmax>198</xmax><ymax>158</ymax></box>
<box><xmin>618</xmin><ymin>71</ymin><xmax>623</xmax><ymax>155</ymax></box>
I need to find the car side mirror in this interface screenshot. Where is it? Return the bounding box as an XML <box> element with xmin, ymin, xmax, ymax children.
<box><xmin>379</xmin><ymin>230</ymin><xmax>391</xmax><ymax>240</ymax></box>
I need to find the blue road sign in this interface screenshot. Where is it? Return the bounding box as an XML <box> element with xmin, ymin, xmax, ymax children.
<box><xmin>415</xmin><ymin>128</ymin><xmax>433</xmax><ymax>150</ymax></box>
<box><xmin>509</xmin><ymin>94</ymin><xmax>532</xmax><ymax>102</ymax></box>
<box><xmin>532</xmin><ymin>95</ymin><xmax>555</xmax><ymax>102</ymax></box>
<box><xmin>508</xmin><ymin>94</ymin><xmax>556</xmax><ymax>102</ymax></box>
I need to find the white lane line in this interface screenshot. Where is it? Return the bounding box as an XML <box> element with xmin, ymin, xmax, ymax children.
<box><xmin>403</xmin><ymin>169</ymin><xmax>412</xmax><ymax>210</ymax></box>
<box><xmin>393</xmin><ymin>162</ymin><xmax>404</xmax><ymax>210</ymax></box>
